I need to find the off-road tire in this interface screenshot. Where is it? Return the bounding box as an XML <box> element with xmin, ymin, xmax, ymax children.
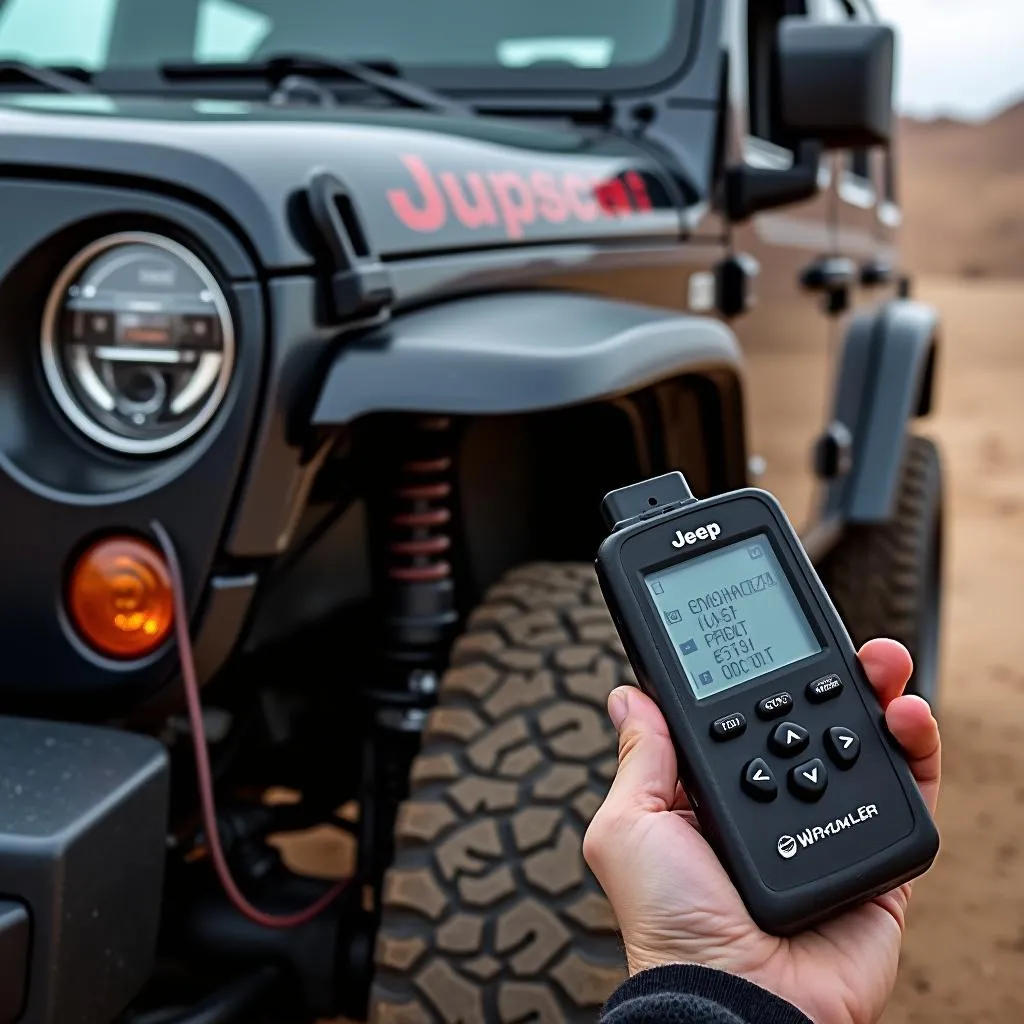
<box><xmin>369</xmin><ymin>563</ymin><xmax>630</xmax><ymax>1024</ymax></box>
<box><xmin>818</xmin><ymin>434</ymin><xmax>944</xmax><ymax>706</ymax></box>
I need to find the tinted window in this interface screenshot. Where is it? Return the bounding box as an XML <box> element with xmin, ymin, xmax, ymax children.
<box><xmin>0</xmin><ymin>0</ymin><xmax>117</xmax><ymax>68</ymax></box>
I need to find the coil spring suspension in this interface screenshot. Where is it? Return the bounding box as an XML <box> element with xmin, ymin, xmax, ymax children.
<box><xmin>382</xmin><ymin>416</ymin><xmax>459</xmax><ymax>677</ymax></box>
<box><xmin>387</xmin><ymin>421</ymin><xmax>454</xmax><ymax>588</ymax></box>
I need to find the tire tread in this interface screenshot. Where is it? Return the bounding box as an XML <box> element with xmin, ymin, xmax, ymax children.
<box><xmin>370</xmin><ymin>564</ymin><xmax>628</xmax><ymax>1024</ymax></box>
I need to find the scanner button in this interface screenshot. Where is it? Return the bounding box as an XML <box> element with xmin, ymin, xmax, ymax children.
<box><xmin>825</xmin><ymin>726</ymin><xmax>861</xmax><ymax>768</ymax></box>
<box><xmin>742</xmin><ymin>758</ymin><xmax>778</xmax><ymax>802</ymax></box>
<box><xmin>789</xmin><ymin>758</ymin><xmax>828</xmax><ymax>801</ymax></box>
<box><xmin>768</xmin><ymin>721</ymin><xmax>810</xmax><ymax>757</ymax></box>
<box><xmin>710</xmin><ymin>713</ymin><xmax>747</xmax><ymax>741</ymax></box>
<box><xmin>756</xmin><ymin>691</ymin><xmax>793</xmax><ymax>720</ymax></box>
<box><xmin>807</xmin><ymin>674</ymin><xmax>844</xmax><ymax>703</ymax></box>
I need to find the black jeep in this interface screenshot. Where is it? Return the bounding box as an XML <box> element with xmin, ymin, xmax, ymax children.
<box><xmin>0</xmin><ymin>1</ymin><xmax>944</xmax><ymax>1022</ymax></box>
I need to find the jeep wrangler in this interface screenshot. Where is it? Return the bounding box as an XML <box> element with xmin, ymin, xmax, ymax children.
<box><xmin>0</xmin><ymin>1</ymin><xmax>944</xmax><ymax>1022</ymax></box>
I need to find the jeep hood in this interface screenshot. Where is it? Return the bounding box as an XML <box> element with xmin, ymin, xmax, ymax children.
<box><xmin>0</xmin><ymin>94</ymin><xmax>689</xmax><ymax>270</ymax></box>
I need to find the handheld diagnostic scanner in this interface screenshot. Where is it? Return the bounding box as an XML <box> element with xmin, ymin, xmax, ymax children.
<box><xmin>595</xmin><ymin>471</ymin><xmax>939</xmax><ymax>936</ymax></box>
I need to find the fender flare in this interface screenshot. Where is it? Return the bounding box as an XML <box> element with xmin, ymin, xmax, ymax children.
<box><xmin>824</xmin><ymin>299</ymin><xmax>940</xmax><ymax>524</ymax></box>
<box><xmin>311</xmin><ymin>290</ymin><xmax>744</xmax><ymax>424</ymax></box>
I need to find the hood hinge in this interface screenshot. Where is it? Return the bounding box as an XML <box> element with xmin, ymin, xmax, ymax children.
<box><xmin>307</xmin><ymin>170</ymin><xmax>394</xmax><ymax>324</ymax></box>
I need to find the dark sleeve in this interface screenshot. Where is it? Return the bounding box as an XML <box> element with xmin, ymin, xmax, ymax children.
<box><xmin>600</xmin><ymin>964</ymin><xmax>813</xmax><ymax>1024</ymax></box>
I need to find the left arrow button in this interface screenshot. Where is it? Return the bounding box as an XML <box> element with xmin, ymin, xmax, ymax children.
<box><xmin>742</xmin><ymin>758</ymin><xmax>778</xmax><ymax>802</ymax></box>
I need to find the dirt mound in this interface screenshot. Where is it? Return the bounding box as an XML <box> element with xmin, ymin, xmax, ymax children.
<box><xmin>898</xmin><ymin>98</ymin><xmax>1024</xmax><ymax>279</ymax></box>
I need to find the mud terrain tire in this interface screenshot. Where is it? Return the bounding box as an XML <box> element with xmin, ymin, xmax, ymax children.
<box><xmin>369</xmin><ymin>563</ymin><xmax>630</xmax><ymax>1024</ymax></box>
<box><xmin>818</xmin><ymin>434</ymin><xmax>944</xmax><ymax>706</ymax></box>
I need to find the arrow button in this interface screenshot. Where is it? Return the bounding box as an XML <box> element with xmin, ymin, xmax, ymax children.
<box><xmin>789</xmin><ymin>757</ymin><xmax>828</xmax><ymax>801</ymax></box>
<box><xmin>825</xmin><ymin>726</ymin><xmax>861</xmax><ymax>768</ymax></box>
<box><xmin>742</xmin><ymin>758</ymin><xmax>778</xmax><ymax>802</ymax></box>
<box><xmin>768</xmin><ymin>720</ymin><xmax>810</xmax><ymax>758</ymax></box>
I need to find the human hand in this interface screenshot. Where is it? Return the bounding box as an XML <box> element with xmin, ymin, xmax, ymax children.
<box><xmin>583</xmin><ymin>639</ymin><xmax>941</xmax><ymax>1024</ymax></box>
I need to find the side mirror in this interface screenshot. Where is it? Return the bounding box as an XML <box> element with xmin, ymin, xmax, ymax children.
<box><xmin>777</xmin><ymin>17</ymin><xmax>896</xmax><ymax>150</ymax></box>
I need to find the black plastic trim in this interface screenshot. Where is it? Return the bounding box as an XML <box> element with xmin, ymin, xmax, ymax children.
<box><xmin>821</xmin><ymin>299</ymin><xmax>939</xmax><ymax>524</ymax></box>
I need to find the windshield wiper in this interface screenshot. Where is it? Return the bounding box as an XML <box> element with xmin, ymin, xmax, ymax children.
<box><xmin>0</xmin><ymin>59</ymin><xmax>95</xmax><ymax>94</ymax></box>
<box><xmin>160</xmin><ymin>54</ymin><xmax>471</xmax><ymax>116</ymax></box>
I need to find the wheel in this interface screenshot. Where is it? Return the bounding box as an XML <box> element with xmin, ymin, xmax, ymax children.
<box><xmin>370</xmin><ymin>563</ymin><xmax>629</xmax><ymax>1024</ymax></box>
<box><xmin>817</xmin><ymin>434</ymin><xmax>944</xmax><ymax>707</ymax></box>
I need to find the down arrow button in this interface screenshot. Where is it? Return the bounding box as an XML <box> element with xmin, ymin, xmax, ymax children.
<box><xmin>789</xmin><ymin>757</ymin><xmax>828</xmax><ymax>801</ymax></box>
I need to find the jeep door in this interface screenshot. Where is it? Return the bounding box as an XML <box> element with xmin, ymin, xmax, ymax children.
<box><xmin>727</xmin><ymin>0</ymin><xmax>838</xmax><ymax>533</ymax></box>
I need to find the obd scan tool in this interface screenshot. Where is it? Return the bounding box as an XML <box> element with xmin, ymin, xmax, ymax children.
<box><xmin>595</xmin><ymin>472</ymin><xmax>939</xmax><ymax>935</ymax></box>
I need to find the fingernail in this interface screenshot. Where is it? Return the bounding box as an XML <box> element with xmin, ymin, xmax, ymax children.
<box><xmin>608</xmin><ymin>687</ymin><xmax>629</xmax><ymax>730</ymax></box>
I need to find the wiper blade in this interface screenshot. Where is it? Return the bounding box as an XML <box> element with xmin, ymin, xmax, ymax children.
<box><xmin>0</xmin><ymin>60</ymin><xmax>94</xmax><ymax>94</ymax></box>
<box><xmin>160</xmin><ymin>54</ymin><xmax>471</xmax><ymax>116</ymax></box>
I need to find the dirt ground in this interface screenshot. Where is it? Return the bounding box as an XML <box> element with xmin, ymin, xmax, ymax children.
<box><xmin>899</xmin><ymin>106</ymin><xmax>1024</xmax><ymax>279</ymax></box>
<box><xmin>284</xmin><ymin>275</ymin><xmax>1024</xmax><ymax>1022</ymax></box>
<box><xmin>879</xmin><ymin>276</ymin><xmax>1024</xmax><ymax>1023</ymax></box>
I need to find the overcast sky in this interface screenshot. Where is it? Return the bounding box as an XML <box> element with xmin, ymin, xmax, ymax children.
<box><xmin>874</xmin><ymin>0</ymin><xmax>1024</xmax><ymax>119</ymax></box>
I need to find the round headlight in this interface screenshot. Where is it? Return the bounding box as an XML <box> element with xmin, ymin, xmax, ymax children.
<box><xmin>41</xmin><ymin>232</ymin><xmax>235</xmax><ymax>455</ymax></box>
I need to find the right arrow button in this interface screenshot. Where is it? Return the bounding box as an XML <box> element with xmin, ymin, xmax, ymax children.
<box><xmin>825</xmin><ymin>726</ymin><xmax>861</xmax><ymax>769</ymax></box>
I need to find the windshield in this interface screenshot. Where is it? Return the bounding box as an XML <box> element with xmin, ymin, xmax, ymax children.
<box><xmin>0</xmin><ymin>0</ymin><xmax>696</xmax><ymax>84</ymax></box>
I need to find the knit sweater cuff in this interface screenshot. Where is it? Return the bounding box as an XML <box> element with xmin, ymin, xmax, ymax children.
<box><xmin>602</xmin><ymin>963</ymin><xmax>814</xmax><ymax>1024</ymax></box>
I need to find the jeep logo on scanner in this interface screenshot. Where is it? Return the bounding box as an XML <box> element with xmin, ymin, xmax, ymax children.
<box><xmin>672</xmin><ymin>523</ymin><xmax>721</xmax><ymax>548</ymax></box>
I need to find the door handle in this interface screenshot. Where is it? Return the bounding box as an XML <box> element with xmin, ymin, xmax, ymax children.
<box><xmin>799</xmin><ymin>256</ymin><xmax>857</xmax><ymax>293</ymax></box>
<box><xmin>860</xmin><ymin>258</ymin><xmax>895</xmax><ymax>287</ymax></box>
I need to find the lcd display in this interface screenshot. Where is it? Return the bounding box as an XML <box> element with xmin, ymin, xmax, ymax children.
<box><xmin>644</xmin><ymin>533</ymin><xmax>821</xmax><ymax>699</ymax></box>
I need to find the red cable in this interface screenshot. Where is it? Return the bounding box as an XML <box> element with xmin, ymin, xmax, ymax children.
<box><xmin>151</xmin><ymin>520</ymin><xmax>350</xmax><ymax>930</ymax></box>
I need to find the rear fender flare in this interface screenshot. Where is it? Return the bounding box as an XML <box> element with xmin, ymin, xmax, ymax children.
<box><xmin>824</xmin><ymin>299</ymin><xmax>940</xmax><ymax>524</ymax></box>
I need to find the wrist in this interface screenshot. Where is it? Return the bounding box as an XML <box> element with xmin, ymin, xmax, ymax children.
<box><xmin>623</xmin><ymin>928</ymin><xmax>776</xmax><ymax>980</ymax></box>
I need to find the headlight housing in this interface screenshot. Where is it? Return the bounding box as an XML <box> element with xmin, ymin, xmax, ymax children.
<box><xmin>41</xmin><ymin>232</ymin><xmax>235</xmax><ymax>455</ymax></box>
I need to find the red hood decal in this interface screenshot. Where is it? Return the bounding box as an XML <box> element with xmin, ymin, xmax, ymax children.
<box><xmin>0</xmin><ymin>100</ymin><xmax>686</xmax><ymax>261</ymax></box>
<box><xmin>387</xmin><ymin>154</ymin><xmax>657</xmax><ymax>241</ymax></box>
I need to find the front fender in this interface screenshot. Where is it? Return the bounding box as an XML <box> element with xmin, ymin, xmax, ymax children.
<box><xmin>311</xmin><ymin>291</ymin><xmax>743</xmax><ymax>424</ymax></box>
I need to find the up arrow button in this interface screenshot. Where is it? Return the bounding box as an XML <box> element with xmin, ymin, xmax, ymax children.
<box><xmin>768</xmin><ymin>721</ymin><xmax>810</xmax><ymax>757</ymax></box>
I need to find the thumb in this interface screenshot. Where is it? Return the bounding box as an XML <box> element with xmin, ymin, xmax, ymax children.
<box><xmin>604</xmin><ymin>686</ymin><xmax>680</xmax><ymax>815</ymax></box>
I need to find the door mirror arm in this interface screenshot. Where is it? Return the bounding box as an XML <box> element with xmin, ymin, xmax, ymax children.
<box><xmin>724</xmin><ymin>140</ymin><xmax>822</xmax><ymax>222</ymax></box>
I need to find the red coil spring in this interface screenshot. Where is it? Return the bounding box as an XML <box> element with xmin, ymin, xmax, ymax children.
<box><xmin>387</xmin><ymin>417</ymin><xmax>453</xmax><ymax>583</ymax></box>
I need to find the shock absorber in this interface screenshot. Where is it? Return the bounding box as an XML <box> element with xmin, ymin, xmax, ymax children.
<box><xmin>357</xmin><ymin>415</ymin><xmax>462</xmax><ymax>897</ymax></box>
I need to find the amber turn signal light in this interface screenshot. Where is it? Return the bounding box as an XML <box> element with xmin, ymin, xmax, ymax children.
<box><xmin>67</xmin><ymin>536</ymin><xmax>175</xmax><ymax>658</ymax></box>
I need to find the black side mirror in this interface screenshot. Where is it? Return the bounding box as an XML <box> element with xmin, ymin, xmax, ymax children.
<box><xmin>777</xmin><ymin>17</ymin><xmax>896</xmax><ymax>150</ymax></box>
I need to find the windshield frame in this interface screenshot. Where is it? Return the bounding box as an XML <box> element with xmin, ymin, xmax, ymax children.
<box><xmin>0</xmin><ymin>0</ymin><xmax>706</xmax><ymax>98</ymax></box>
